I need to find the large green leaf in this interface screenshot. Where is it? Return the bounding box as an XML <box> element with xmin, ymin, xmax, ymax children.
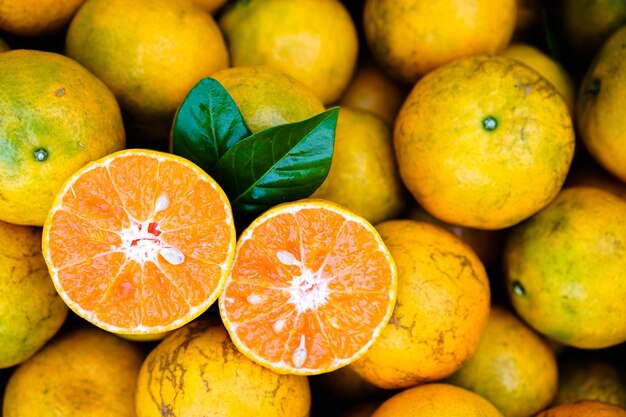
<box><xmin>171</xmin><ymin>78</ymin><xmax>250</xmax><ymax>173</ymax></box>
<box><xmin>213</xmin><ymin>107</ymin><xmax>339</xmax><ymax>215</ymax></box>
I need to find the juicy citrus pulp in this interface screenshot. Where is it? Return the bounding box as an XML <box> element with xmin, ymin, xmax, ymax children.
<box><xmin>219</xmin><ymin>199</ymin><xmax>397</xmax><ymax>375</ymax></box>
<box><xmin>42</xmin><ymin>149</ymin><xmax>236</xmax><ymax>335</ymax></box>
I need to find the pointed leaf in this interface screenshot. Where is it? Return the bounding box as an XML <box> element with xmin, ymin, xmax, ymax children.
<box><xmin>213</xmin><ymin>107</ymin><xmax>339</xmax><ymax>214</ymax></box>
<box><xmin>171</xmin><ymin>78</ymin><xmax>251</xmax><ymax>172</ymax></box>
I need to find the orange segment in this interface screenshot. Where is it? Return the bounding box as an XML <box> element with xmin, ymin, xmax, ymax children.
<box><xmin>42</xmin><ymin>149</ymin><xmax>236</xmax><ymax>335</ymax></box>
<box><xmin>219</xmin><ymin>199</ymin><xmax>397</xmax><ymax>375</ymax></box>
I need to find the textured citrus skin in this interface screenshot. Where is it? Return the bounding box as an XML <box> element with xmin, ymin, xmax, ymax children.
<box><xmin>446</xmin><ymin>306</ymin><xmax>558</xmax><ymax>417</ymax></box>
<box><xmin>349</xmin><ymin>220</ymin><xmax>490</xmax><ymax>389</ymax></box>
<box><xmin>0</xmin><ymin>49</ymin><xmax>125</xmax><ymax>226</ymax></box>
<box><xmin>312</xmin><ymin>107</ymin><xmax>408</xmax><ymax>225</ymax></box>
<box><xmin>535</xmin><ymin>400</ymin><xmax>626</xmax><ymax>417</ymax></box>
<box><xmin>505</xmin><ymin>186</ymin><xmax>626</xmax><ymax>349</ymax></box>
<box><xmin>371</xmin><ymin>383</ymin><xmax>504</xmax><ymax>417</ymax></box>
<box><xmin>66</xmin><ymin>0</ymin><xmax>229</xmax><ymax>130</ymax></box>
<box><xmin>577</xmin><ymin>25</ymin><xmax>626</xmax><ymax>183</ymax></box>
<box><xmin>394</xmin><ymin>55</ymin><xmax>575</xmax><ymax>230</ymax></box>
<box><xmin>3</xmin><ymin>326</ymin><xmax>145</xmax><ymax>417</ymax></box>
<box><xmin>136</xmin><ymin>320</ymin><xmax>311</xmax><ymax>417</ymax></box>
<box><xmin>210</xmin><ymin>65</ymin><xmax>325</xmax><ymax>133</ymax></box>
<box><xmin>363</xmin><ymin>0</ymin><xmax>516</xmax><ymax>84</ymax></box>
<box><xmin>502</xmin><ymin>43</ymin><xmax>575</xmax><ymax>113</ymax></box>
<box><xmin>0</xmin><ymin>220</ymin><xmax>68</xmax><ymax>369</ymax></box>
<box><xmin>0</xmin><ymin>0</ymin><xmax>86</xmax><ymax>36</ymax></box>
<box><xmin>219</xmin><ymin>0</ymin><xmax>358</xmax><ymax>104</ymax></box>
<box><xmin>555</xmin><ymin>359</ymin><xmax>626</xmax><ymax>408</ymax></box>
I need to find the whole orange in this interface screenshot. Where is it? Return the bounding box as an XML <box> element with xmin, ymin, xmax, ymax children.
<box><xmin>0</xmin><ymin>0</ymin><xmax>86</xmax><ymax>37</ymax></box>
<box><xmin>394</xmin><ymin>55</ymin><xmax>575</xmax><ymax>230</ymax></box>
<box><xmin>363</xmin><ymin>0</ymin><xmax>516</xmax><ymax>84</ymax></box>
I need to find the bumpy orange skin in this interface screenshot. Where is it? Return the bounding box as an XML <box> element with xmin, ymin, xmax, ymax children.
<box><xmin>3</xmin><ymin>326</ymin><xmax>145</xmax><ymax>417</ymax></box>
<box><xmin>66</xmin><ymin>0</ymin><xmax>229</xmax><ymax>132</ymax></box>
<box><xmin>504</xmin><ymin>187</ymin><xmax>626</xmax><ymax>349</ymax></box>
<box><xmin>394</xmin><ymin>55</ymin><xmax>575</xmax><ymax>230</ymax></box>
<box><xmin>0</xmin><ymin>0</ymin><xmax>86</xmax><ymax>36</ymax></box>
<box><xmin>0</xmin><ymin>49</ymin><xmax>125</xmax><ymax>226</ymax></box>
<box><xmin>371</xmin><ymin>383</ymin><xmax>504</xmax><ymax>417</ymax></box>
<box><xmin>363</xmin><ymin>0</ymin><xmax>516</xmax><ymax>84</ymax></box>
<box><xmin>210</xmin><ymin>65</ymin><xmax>325</xmax><ymax>133</ymax></box>
<box><xmin>446</xmin><ymin>306</ymin><xmax>558</xmax><ymax>417</ymax></box>
<box><xmin>135</xmin><ymin>320</ymin><xmax>311</xmax><ymax>417</ymax></box>
<box><xmin>349</xmin><ymin>220</ymin><xmax>490</xmax><ymax>389</ymax></box>
<box><xmin>219</xmin><ymin>0</ymin><xmax>358</xmax><ymax>104</ymax></box>
<box><xmin>577</xmin><ymin>25</ymin><xmax>626</xmax><ymax>183</ymax></box>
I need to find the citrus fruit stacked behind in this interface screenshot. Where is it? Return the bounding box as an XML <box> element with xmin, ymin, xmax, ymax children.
<box><xmin>371</xmin><ymin>383</ymin><xmax>504</xmax><ymax>417</ymax></box>
<box><xmin>136</xmin><ymin>319</ymin><xmax>311</xmax><ymax>417</ymax></box>
<box><xmin>219</xmin><ymin>199</ymin><xmax>397</xmax><ymax>375</ymax></box>
<box><xmin>0</xmin><ymin>49</ymin><xmax>125</xmax><ymax>226</ymax></box>
<box><xmin>577</xmin><ymin>24</ymin><xmax>626</xmax><ymax>182</ymax></box>
<box><xmin>555</xmin><ymin>358</ymin><xmax>626</xmax><ymax>407</ymax></box>
<box><xmin>394</xmin><ymin>54</ymin><xmax>575</xmax><ymax>230</ymax></box>
<box><xmin>219</xmin><ymin>0</ymin><xmax>358</xmax><ymax>104</ymax></box>
<box><xmin>0</xmin><ymin>37</ymin><xmax>9</xmax><ymax>52</ymax></box>
<box><xmin>42</xmin><ymin>149</ymin><xmax>236</xmax><ymax>336</ymax></box>
<box><xmin>446</xmin><ymin>306</ymin><xmax>558</xmax><ymax>417</ymax></box>
<box><xmin>210</xmin><ymin>65</ymin><xmax>325</xmax><ymax>133</ymax></box>
<box><xmin>363</xmin><ymin>0</ymin><xmax>517</xmax><ymax>84</ymax></box>
<box><xmin>349</xmin><ymin>220</ymin><xmax>490</xmax><ymax>389</ymax></box>
<box><xmin>536</xmin><ymin>400</ymin><xmax>626</xmax><ymax>417</ymax></box>
<box><xmin>0</xmin><ymin>0</ymin><xmax>86</xmax><ymax>37</ymax></box>
<box><xmin>312</xmin><ymin>106</ymin><xmax>407</xmax><ymax>225</ymax></box>
<box><xmin>339</xmin><ymin>57</ymin><xmax>408</xmax><ymax>125</ymax></box>
<box><xmin>65</xmin><ymin>0</ymin><xmax>229</xmax><ymax>140</ymax></box>
<box><xmin>3</xmin><ymin>326</ymin><xmax>145</xmax><ymax>417</ymax></box>
<box><xmin>0</xmin><ymin>220</ymin><xmax>68</xmax><ymax>369</ymax></box>
<box><xmin>504</xmin><ymin>186</ymin><xmax>626</xmax><ymax>349</ymax></box>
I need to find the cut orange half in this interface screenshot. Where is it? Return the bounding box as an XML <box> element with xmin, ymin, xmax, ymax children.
<box><xmin>42</xmin><ymin>149</ymin><xmax>236</xmax><ymax>336</ymax></box>
<box><xmin>219</xmin><ymin>199</ymin><xmax>397</xmax><ymax>375</ymax></box>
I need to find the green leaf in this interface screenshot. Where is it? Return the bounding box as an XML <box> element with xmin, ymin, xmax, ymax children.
<box><xmin>213</xmin><ymin>107</ymin><xmax>339</xmax><ymax>215</ymax></box>
<box><xmin>171</xmin><ymin>78</ymin><xmax>251</xmax><ymax>173</ymax></box>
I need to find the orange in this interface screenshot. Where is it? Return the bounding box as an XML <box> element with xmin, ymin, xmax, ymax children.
<box><xmin>535</xmin><ymin>400</ymin><xmax>626</xmax><ymax>417</ymax></box>
<box><xmin>363</xmin><ymin>0</ymin><xmax>516</xmax><ymax>84</ymax></box>
<box><xmin>555</xmin><ymin>358</ymin><xmax>626</xmax><ymax>407</ymax></box>
<box><xmin>316</xmin><ymin>365</ymin><xmax>384</xmax><ymax>402</ymax></box>
<box><xmin>371</xmin><ymin>383</ymin><xmax>504</xmax><ymax>417</ymax></box>
<box><xmin>311</xmin><ymin>106</ymin><xmax>408</xmax><ymax>225</ymax></box>
<box><xmin>2</xmin><ymin>326</ymin><xmax>145</xmax><ymax>417</ymax></box>
<box><xmin>405</xmin><ymin>204</ymin><xmax>504</xmax><ymax>268</ymax></box>
<box><xmin>339</xmin><ymin>57</ymin><xmax>408</xmax><ymax>125</ymax></box>
<box><xmin>0</xmin><ymin>49</ymin><xmax>125</xmax><ymax>226</ymax></box>
<box><xmin>136</xmin><ymin>319</ymin><xmax>311</xmax><ymax>417</ymax></box>
<box><xmin>0</xmin><ymin>0</ymin><xmax>86</xmax><ymax>37</ymax></box>
<box><xmin>394</xmin><ymin>55</ymin><xmax>575</xmax><ymax>230</ymax></box>
<box><xmin>0</xmin><ymin>220</ymin><xmax>68</xmax><ymax>368</ymax></box>
<box><xmin>65</xmin><ymin>0</ymin><xmax>229</xmax><ymax>140</ymax></box>
<box><xmin>42</xmin><ymin>149</ymin><xmax>236</xmax><ymax>336</ymax></box>
<box><xmin>502</xmin><ymin>42</ymin><xmax>576</xmax><ymax>114</ymax></box>
<box><xmin>349</xmin><ymin>220</ymin><xmax>490</xmax><ymax>389</ymax></box>
<box><xmin>190</xmin><ymin>0</ymin><xmax>228</xmax><ymax>13</ymax></box>
<box><xmin>219</xmin><ymin>198</ymin><xmax>397</xmax><ymax>375</ymax></box>
<box><xmin>504</xmin><ymin>186</ymin><xmax>626</xmax><ymax>349</ymax></box>
<box><xmin>446</xmin><ymin>306</ymin><xmax>559</xmax><ymax>417</ymax></box>
<box><xmin>219</xmin><ymin>0</ymin><xmax>358</xmax><ymax>104</ymax></box>
<box><xmin>210</xmin><ymin>65</ymin><xmax>325</xmax><ymax>133</ymax></box>
<box><xmin>554</xmin><ymin>0</ymin><xmax>626</xmax><ymax>61</ymax></box>
<box><xmin>577</xmin><ymin>25</ymin><xmax>626</xmax><ymax>183</ymax></box>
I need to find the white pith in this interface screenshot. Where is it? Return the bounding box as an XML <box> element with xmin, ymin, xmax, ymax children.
<box><xmin>277</xmin><ymin>250</ymin><xmax>330</xmax><ymax>313</ymax></box>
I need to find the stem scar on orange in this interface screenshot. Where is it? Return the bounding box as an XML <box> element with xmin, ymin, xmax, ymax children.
<box><xmin>219</xmin><ymin>199</ymin><xmax>397</xmax><ymax>375</ymax></box>
<box><xmin>41</xmin><ymin>149</ymin><xmax>236</xmax><ymax>336</ymax></box>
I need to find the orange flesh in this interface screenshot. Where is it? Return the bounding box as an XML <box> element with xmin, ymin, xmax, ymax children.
<box><xmin>220</xmin><ymin>204</ymin><xmax>396</xmax><ymax>373</ymax></box>
<box><xmin>45</xmin><ymin>152</ymin><xmax>234</xmax><ymax>332</ymax></box>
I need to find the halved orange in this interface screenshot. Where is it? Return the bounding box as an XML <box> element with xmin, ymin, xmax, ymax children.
<box><xmin>42</xmin><ymin>149</ymin><xmax>236</xmax><ymax>336</ymax></box>
<box><xmin>219</xmin><ymin>199</ymin><xmax>397</xmax><ymax>375</ymax></box>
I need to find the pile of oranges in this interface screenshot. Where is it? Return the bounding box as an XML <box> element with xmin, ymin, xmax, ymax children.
<box><xmin>1</xmin><ymin>0</ymin><xmax>626</xmax><ymax>416</ymax></box>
